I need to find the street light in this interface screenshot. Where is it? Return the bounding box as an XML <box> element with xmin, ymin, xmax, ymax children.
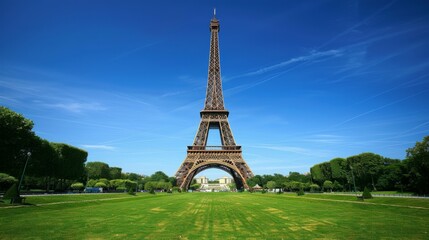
<box><xmin>17</xmin><ymin>151</ymin><xmax>31</xmax><ymax>196</ymax></box>
<box><xmin>350</xmin><ymin>165</ymin><xmax>357</xmax><ymax>197</ymax></box>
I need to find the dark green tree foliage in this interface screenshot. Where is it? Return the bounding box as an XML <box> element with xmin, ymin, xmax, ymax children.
<box><xmin>27</xmin><ymin>138</ymin><xmax>57</xmax><ymax>179</ymax></box>
<box><xmin>362</xmin><ymin>187</ymin><xmax>372</xmax><ymax>199</ymax></box>
<box><xmin>376</xmin><ymin>159</ymin><xmax>406</xmax><ymax>191</ymax></box>
<box><xmin>4</xmin><ymin>183</ymin><xmax>19</xmax><ymax>200</ymax></box>
<box><xmin>124</xmin><ymin>172</ymin><xmax>142</xmax><ymax>181</ymax></box>
<box><xmin>52</xmin><ymin>143</ymin><xmax>87</xmax><ymax>180</ymax></box>
<box><xmin>149</xmin><ymin>171</ymin><xmax>169</xmax><ymax>182</ymax></box>
<box><xmin>266</xmin><ymin>181</ymin><xmax>276</xmax><ymax>190</ymax></box>
<box><xmin>86</xmin><ymin>162</ymin><xmax>110</xmax><ymax>179</ymax></box>
<box><xmin>124</xmin><ymin>180</ymin><xmax>137</xmax><ymax>194</ymax></box>
<box><xmin>168</xmin><ymin>176</ymin><xmax>177</xmax><ymax>187</ymax></box>
<box><xmin>0</xmin><ymin>173</ymin><xmax>18</xmax><ymax>191</ymax></box>
<box><xmin>347</xmin><ymin>153</ymin><xmax>383</xmax><ymax>190</ymax></box>
<box><xmin>310</xmin><ymin>162</ymin><xmax>331</xmax><ymax>186</ymax></box>
<box><xmin>323</xmin><ymin>180</ymin><xmax>333</xmax><ymax>192</ymax></box>
<box><xmin>246</xmin><ymin>175</ymin><xmax>264</xmax><ymax>188</ymax></box>
<box><xmin>109</xmin><ymin>167</ymin><xmax>122</xmax><ymax>179</ymax></box>
<box><xmin>329</xmin><ymin>158</ymin><xmax>348</xmax><ymax>184</ymax></box>
<box><xmin>405</xmin><ymin>136</ymin><xmax>429</xmax><ymax>194</ymax></box>
<box><xmin>0</xmin><ymin>107</ymin><xmax>36</xmax><ymax>177</ymax></box>
<box><xmin>288</xmin><ymin>172</ymin><xmax>311</xmax><ymax>183</ymax></box>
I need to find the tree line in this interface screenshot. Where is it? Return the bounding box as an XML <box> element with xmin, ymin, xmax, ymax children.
<box><xmin>246</xmin><ymin>136</ymin><xmax>428</xmax><ymax>195</ymax></box>
<box><xmin>2</xmin><ymin>106</ymin><xmax>427</xmax><ymax>195</ymax></box>
<box><xmin>1</xmin><ymin>106</ymin><xmax>87</xmax><ymax>192</ymax></box>
<box><xmin>310</xmin><ymin>136</ymin><xmax>428</xmax><ymax>194</ymax></box>
<box><xmin>82</xmin><ymin>161</ymin><xmax>176</xmax><ymax>193</ymax></box>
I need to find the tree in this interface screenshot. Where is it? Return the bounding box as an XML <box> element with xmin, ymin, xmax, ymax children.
<box><xmin>0</xmin><ymin>107</ymin><xmax>36</xmax><ymax>177</ymax></box>
<box><xmin>266</xmin><ymin>181</ymin><xmax>277</xmax><ymax>190</ymax></box>
<box><xmin>109</xmin><ymin>167</ymin><xmax>122</xmax><ymax>180</ymax></box>
<box><xmin>323</xmin><ymin>180</ymin><xmax>333</xmax><ymax>192</ymax></box>
<box><xmin>124</xmin><ymin>180</ymin><xmax>137</xmax><ymax>194</ymax></box>
<box><xmin>95</xmin><ymin>182</ymin><xmax>107</xmax><ymax>188</ymax></box>
<box><xmin>52</xmin><ymin>143</ymin><xmax>87</xmax><ymax>181</ymax></box>
<box><xmin>287</xmin><ymin>172</ymin><xmax>311</xmax><ymax>183</ymax></box>
<box><xmin>290</xmin><ymin>181</ymin><xmax>303</xmax><ymax>192</ymax></box>
<box><xmin>27</xmin><ymin>137</ymin><xmax>57</xmax><ymax>191</ymax></box>
<box><xmin>71</xmin><ymin>182</ymin><xmax>84</xmax><ymax>191</ymax></box>
<box><xmin>110</xmin><ymin>179</ymin><xmax>125</xmax><ymax>191</ymax></box>
<box><xmin>4</xmin><ymin>183</ymin><xmax>19</xmax><ymax>201</ymax></box>
<box><xmin>310</xmin><ymin>162</ymin><xmax>331</xmax><ymax>186</ymax></box>
<box><xmin>86</xmin><ymin>162</ymin><xmax>110</xmax><ymax>180</ymax></box>
<box><xmin>168</xmin><ymin>177</ymin><xmax>177</xmax><ymax>187</ymax></box>
<box><xmin>333</xmin><ymin>181</ymin><xmax>343</xmax><ymax>191</ymax></box>
<box><xmin>376</xmin><ymin>159</ymin><xmax>406</xmax><ymax>191</ymax></box>
<box><xmin>347</xmin><ymin>153</ymin><xmax>383</xmax><ymax>190</ymax></box>
<box><xmin>247</xmin><ymin>175</ymin><xmax>263</xmax><ymax>188</ymax></box>
<box><xmin>0</xmin><ymin>173</ymin><xmax>18</xmax><ymax>191</ymax></box>
<box><xmin>405</xmin><ymin>136</ymin><xmax>429</xmax><ymax>194</ymax></box>
<box><xmin>190</xmin><ymin>183</ymin><xmax>201</xmax><ymax>191</ymax></box>
<box><xmin>149</xmin><ymin>171</ymin><xmax>169</xmax><ymax>182</ymax></box>
<box><xmin>86</xmin><ymin>179</ymin><xmax>97</xmax><ymax>187</ymax></box>
<box><xmin>309</xmin><ymin>184</ymin><xmax>320</xmax><ymax>193</ymax></box>
<box><xmin>329</xmin><ymin>158</ymin><xmax>348</xmax><ymax>188</ymax></box>
<box><xmin>144</xmin><ymin>181</ymin><xmax>156</xmax><ymax>193</ymax></box>
<box><xmin>362</xmin><ymin>187</ymin><xmax>372</xmax><ymax>199</ymax></box>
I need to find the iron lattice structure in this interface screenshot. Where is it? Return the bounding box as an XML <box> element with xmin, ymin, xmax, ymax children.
<box><xmin>175</xmin><ymin>14</ymin><xmax>254</xmax><ymax>190</ymax></box>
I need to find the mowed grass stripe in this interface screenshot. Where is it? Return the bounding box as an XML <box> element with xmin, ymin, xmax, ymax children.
<box><xmin>1</xmin><ymin>193</ymin><xmax>428</xmax><ymax>239</ymax></box>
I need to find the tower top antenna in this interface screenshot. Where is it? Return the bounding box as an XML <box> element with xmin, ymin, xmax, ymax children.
<box><xmin>214</xmin><ymin>8</ymin><xmax>216</xmax><ymax>17</ymax></box>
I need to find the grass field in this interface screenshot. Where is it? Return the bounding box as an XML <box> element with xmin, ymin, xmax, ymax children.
<box><xmin>1</xmin><ymin>192</ymin><xmax>428</xmax><ymax>239</ymax></box>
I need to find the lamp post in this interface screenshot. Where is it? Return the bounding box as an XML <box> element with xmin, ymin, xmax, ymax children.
<box><xmin>350</xmin><ymin>165</ymin><xmax>357</xmax><ymax>197</ymax></box>
<box><xmin>17</xmin><ymin>151</ymin><xmax>31</xmax><ymax>195</ymax></box>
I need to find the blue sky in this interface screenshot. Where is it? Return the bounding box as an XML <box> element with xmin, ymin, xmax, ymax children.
<box><xmin>1</xmin><ymin>0</ymin><xmax>428</xmax><ymax>180</ymax></box>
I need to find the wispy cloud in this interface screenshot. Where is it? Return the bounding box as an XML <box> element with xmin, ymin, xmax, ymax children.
<box><xmin>318</xmin><ymin>0</ymin><xmax>398</xmax><ymax>49</ymax></box>
<box><xmin>112</xmin><ymin>43</ymin><xmax>157</xmax><ymax>61</ymax></box>
<box><xmin>303</xmin><ymin>134</ymin><xmax>345</xmax><ymax>144</ymax></box>
<box><xmin>81</xmin><ymin>145</ymin><xmax>116</xmax><ymax>151</ymax></box>
<box><xmin>226</xmin><ymin>49</ymin><xmax>343</xmax><ymax>82</ymax></box>
<box><xmin>248</xmin><ymin>50</ymin><xmax>342</xmax><ymax>76</ymax></box>
<box><xmin>335</xmin><ymin>90</ymin><xmax>428</xmax><ymax>127</ymax></box>
<box><xmin>251</xmin><ymin>144</ymin><xmax>331</xmax><ymax>158</ymax></box>
<box><xmin>42</xmin><ymin>102</ymin><xmax>107</xmax><ymax>113</ymax></box>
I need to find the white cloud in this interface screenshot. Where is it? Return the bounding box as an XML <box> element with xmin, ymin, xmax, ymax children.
<box><xmin>81</xmin><ymin>145</ymin><xmax>116</xmax><ymax>151</ymax></box>
<box><xmin>43</xmin><ymin>102</ymin><xmax>107</xmax><ymax>113</ymax></box>
<box><xmin>244</xmin><ymin>49</ymin><xmax>343</xmax><ymax>77</ymax></box>
<box><xmin>251</xmin><ymin>144</ymin><xmax>331</xmax><ymax>158</ymax></box>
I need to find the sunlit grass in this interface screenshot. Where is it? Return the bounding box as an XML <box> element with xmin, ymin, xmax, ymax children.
<box><xmin>1</xmin><ymin>192</ymin><xmax>428</xmax><ymax>239</ymax></box>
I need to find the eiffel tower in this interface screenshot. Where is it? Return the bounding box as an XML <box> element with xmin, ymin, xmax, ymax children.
<box><xmin>175</xmin><ymin>12</ymin><xmax>254</xmax><ymax>190</ymax></box>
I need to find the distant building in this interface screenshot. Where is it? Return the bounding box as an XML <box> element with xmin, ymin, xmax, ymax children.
<box><xmin>218</xmin><ymin>176</ymin><xmax>233</xmax><ymax>185</ymax></box>
<box><xmin>197</xmin><ymin>176</ymin><xmax>234</xmax><ymax>192</ymax></box>
<box><xmin>195</xmin><ymin>176</ymin><xmax>209</xmax><ymax>184</ymax></box>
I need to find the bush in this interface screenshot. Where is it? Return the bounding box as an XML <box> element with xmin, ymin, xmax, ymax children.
<box><xmin>0</xmin><ymin>173</ymin><xmax>18</xmax><ymax>191</ymax></box>
<box><xmin>127</xmin><ymin>187</ymin><xmax>136</xmax><ymax>195</ymax></box>
<box><xmin>362</xmin><ymin>187</ymin><xmax>372</xmax><ymax>199</ymax></box>
<box><xmin>297</xmin><ymin>189</ymin><xmax>305</xmax><ymax>196</ymax></box>
<box><xmin>71</xmin><ymin>182</ymin><xmax>84</xmax><ymax>191</ymax></box>
<box><xmin>125</xmin><ymin>180</ymin><xmax>137</xmax><ymax>194</ymax></box>
<box><xmin>310</xmin><ymin>184</ymin><xmax>320</xmax><ymax>193</ymax></box>
<box><xmin>4</xmin><ymin>183</ymin><xmax>19</xmax><ymax>199</ymax></box>
<box><xmin>94</xmin><ymin>182</ymin><xmax>107</xmax><ymax>188</ymax></box>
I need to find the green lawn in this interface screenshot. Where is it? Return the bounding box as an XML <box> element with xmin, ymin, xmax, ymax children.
<box><xmin>1</xmin><ymin>192</ymin><xmax>428</xmax><ymax>239</ymax></box>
